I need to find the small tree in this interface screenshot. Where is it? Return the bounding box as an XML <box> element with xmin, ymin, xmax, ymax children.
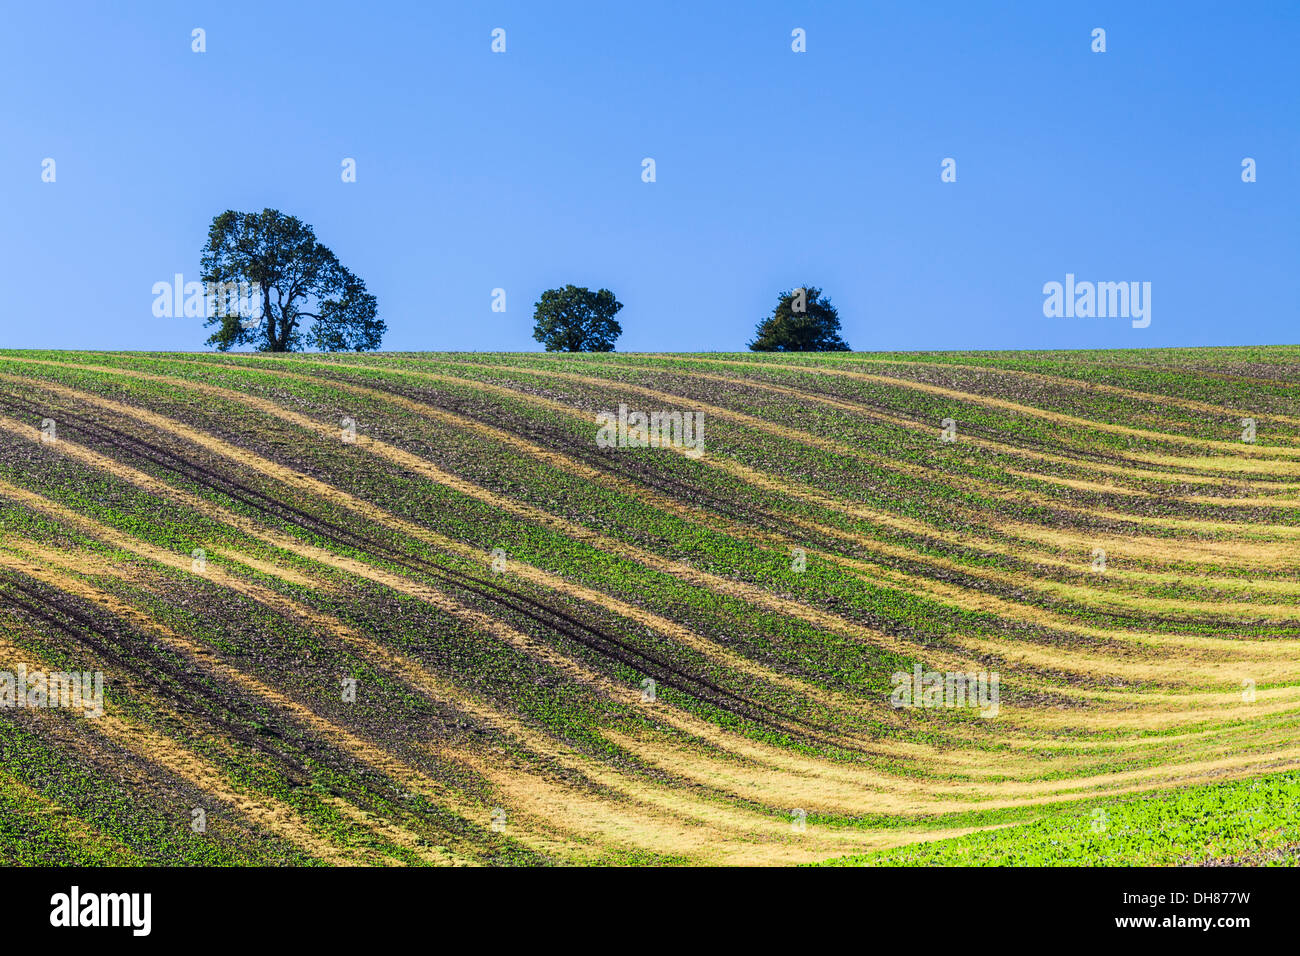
<box><xmin>532</xmin><ymin>285</ymin><xmax>623</xmax><ymax>352</ymax></box>
<box><xmin>201</xmin><ymin>208</ymin><xmax>384</xmax><ymax>352</ymax></box>
<box><xmin>748</xmin><ymin>286</ymin><xmax>850</xmax><ymax>352</ymax></box>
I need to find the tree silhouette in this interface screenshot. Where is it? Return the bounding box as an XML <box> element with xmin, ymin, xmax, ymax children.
<box><xmin>748</xmin><ymin>286</ymin><xmax>850</xmax><ymax>352</ymax></box>
<box><xmin>201</xmin><ymin>209</ymin><xmax>383</xmax><ymax>352</ymax></box>
<box><xmin>532</xmin><ymin>285</ymin><xmax>623</xmax><ymax>352</ymax></box>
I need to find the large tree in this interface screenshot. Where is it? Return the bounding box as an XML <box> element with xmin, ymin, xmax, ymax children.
<box><xmin>748</xmin><ymin>286</ymin><xmax>851</xmax><ymax>352</ymax></box>
<box><xmin>532</xmin><ymin>285</ymin><xmax>623</xmax><ymax>352</ymax></box>
<box><xmin>201</xmin><ymin>209</ymin><xmax>384</xmax><ymax>352</ymax></box>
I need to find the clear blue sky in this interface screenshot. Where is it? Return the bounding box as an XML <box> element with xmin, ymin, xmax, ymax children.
<box><xmin>3</xmin><ymin>1</ymin><xmax>1296</xmax><ymax>352</ymax></box>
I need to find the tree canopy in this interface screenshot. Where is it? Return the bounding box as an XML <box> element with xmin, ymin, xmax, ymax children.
<box><xmin>532</xmin><ymin>285</ymin><xmax>623</xmax><ymax>352</ymax></box>
<box><xmin>748</xmin><ymin>286</ymin><xmax>850</xmax><ymax>352</ymax></box>
<box><xmin>201</xmin><ymin>209</ymin><xmax>383</xmax><ymax>352</ymax></box>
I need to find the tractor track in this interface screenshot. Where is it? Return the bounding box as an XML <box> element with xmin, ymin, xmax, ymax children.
<box><xmin>0</xmin><ymin>388</ymin><xmax>874</xmax><ymax>751</ymax></box>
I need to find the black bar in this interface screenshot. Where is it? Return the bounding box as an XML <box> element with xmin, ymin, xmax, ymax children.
<box><xmin>1</xmin><ymin>865</ymin><xmax>1279</xmax><ymax>942</ymax></box>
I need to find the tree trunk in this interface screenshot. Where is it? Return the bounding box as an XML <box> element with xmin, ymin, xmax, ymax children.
<box><xmin>262</xmin><ymin>286</ymin><xmax>277</xmax><ymax>351</ymax></box>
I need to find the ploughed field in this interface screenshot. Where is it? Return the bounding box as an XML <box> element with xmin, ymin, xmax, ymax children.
<box><xmin>1</xmin><ymin>347</ymin><xmax>1298</xmax><ymax>866</ymax></box>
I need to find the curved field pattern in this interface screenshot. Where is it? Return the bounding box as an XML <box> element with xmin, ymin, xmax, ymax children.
<box><xmin>2</xmin><ymin>347</ymin><xmax>1298</xmax><ymax>866</ymax></box>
